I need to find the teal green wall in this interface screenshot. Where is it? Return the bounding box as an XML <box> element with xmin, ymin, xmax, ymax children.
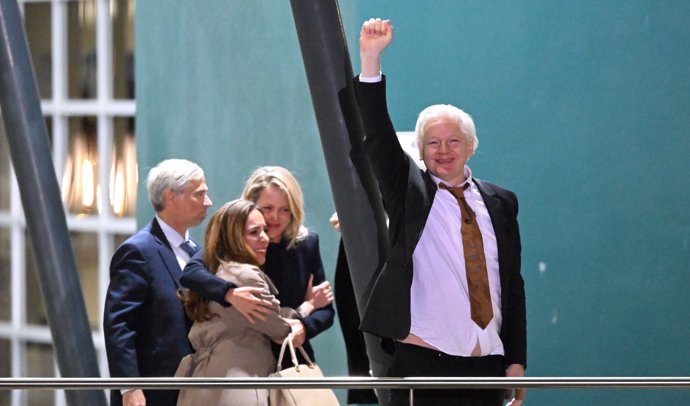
<box><xmin>136</xmin><ymin>1</ymin><xmax>357</xmax><ymax>403</ymax></box>
<box><xmin>137</xmin><ymin>1</ymin><xmax>690</xmax><ymax>404</ymax></box>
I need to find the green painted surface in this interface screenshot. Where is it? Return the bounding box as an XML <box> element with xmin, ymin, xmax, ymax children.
<box><xmin>138</xmin><ymin>1</ymin><xmax>690</xmax><ymax>404</ymax></box>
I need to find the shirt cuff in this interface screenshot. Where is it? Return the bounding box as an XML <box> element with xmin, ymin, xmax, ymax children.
<box><xmin>359</xmin><ymin>72</ymin><xmax>383</xmax><ymax>83</ymax></box>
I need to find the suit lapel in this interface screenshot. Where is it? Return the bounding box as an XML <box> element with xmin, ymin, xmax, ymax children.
<box><xmin>404</xmin><ymin>165</ymin><xmax>438</xmax><ymax>259</ymax></box>
<box><xmin>150</xmin><ymin>218</ymin><xmax>184</xmax><ymax>289</ymax></box>
<box><xmin>474</xmin><ymin>180</ymin><xmax>510</xmax><ymax>291</ymax></box>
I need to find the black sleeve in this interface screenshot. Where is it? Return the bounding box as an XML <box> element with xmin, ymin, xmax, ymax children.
<box><xmin>180</xmin><ymin>251</ymin><xmax>236</xmax><ymax>306</ymax></box>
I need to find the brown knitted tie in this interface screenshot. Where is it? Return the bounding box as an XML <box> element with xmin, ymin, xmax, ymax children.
<box><xmin>439</xmin><ymin>183</ymin><xmax>493</xmax><ymax>329</ymax></box>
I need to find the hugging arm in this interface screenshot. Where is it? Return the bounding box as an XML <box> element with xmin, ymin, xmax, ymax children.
<box><xmin>181</xmin><ymin>251</ymin><xmax>273</xmax><ymax>323</ymax></box>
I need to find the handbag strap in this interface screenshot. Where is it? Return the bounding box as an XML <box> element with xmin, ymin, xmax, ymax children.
<box><xmin>275</xmin><ymin>333</ymin><xmax>316</xmax><ymax>372</ymax></box>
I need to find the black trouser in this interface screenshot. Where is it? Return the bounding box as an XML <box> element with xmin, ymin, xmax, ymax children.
<box><xmin>389</xmin><ymin>343</ymin><xmax>505</xmax><ymax>406</ymax></box>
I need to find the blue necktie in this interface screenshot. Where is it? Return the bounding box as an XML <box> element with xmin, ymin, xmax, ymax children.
<box><xmin>179</xmin><ymin>240</ymin><xmax>199</xmax><ymax>257</ymax></box>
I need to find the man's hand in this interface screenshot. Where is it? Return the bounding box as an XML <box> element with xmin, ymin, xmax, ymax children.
<box><xmin>505</xmin><ymin>363</ymin><xmax>526</xmax><ymax>406</ymax></box>
<box><xmin>224</xmin><ymin>286</ymin><xmax>272</xmax><ymax>324</ymax></box>
<box><xmin>360</xmin><ymin>18</ymin><xmax>393</xmax><ymax>77</ymax></box>
<box><xmin>123</xmin><ymin>389</ymin><xmax>146</xmax><ymax>406</ymax></box>
<box><xmin>286</xmin><ymin>318</ymin><xmax>307</xmax><ymax>347</ymax></box>
<box><xmin>329</xmin><ymin>212</ymin><xmax>340</xmax><ymax>232</ymax></box>
<box><xmin>297</xmin><ymin>275</ymin><xmax>334</xmax><ymax>317</ymax></box>
<box><xmin>310</xmin><ymin>279</ymin><xmax>334</xmax><ymax>309</ymax></box>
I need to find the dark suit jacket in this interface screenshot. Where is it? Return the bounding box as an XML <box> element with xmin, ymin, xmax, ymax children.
<box><xmin>103</xmin><ymin>218</ymin><xmax>194</xmax><ymax>406</ymax></box>
<box><xmin>354</xmin><ymin>76</ymin><xmax>527</xmax><ymax>368</ymax></box>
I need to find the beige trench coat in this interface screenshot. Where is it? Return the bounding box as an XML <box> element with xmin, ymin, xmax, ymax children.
<box><xmin>175</xmin><ymin>261</ymin><xmax>292</xmax><ymax>406</ymax></box>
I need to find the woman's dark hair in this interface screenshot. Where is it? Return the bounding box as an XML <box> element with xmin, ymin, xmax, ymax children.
<box><xmin>183</xmin><ymin>199</ymin><xmax>262</xmax><ymax>322</ymax></box>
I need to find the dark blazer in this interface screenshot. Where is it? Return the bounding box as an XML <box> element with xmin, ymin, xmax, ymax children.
<box><xmin>261</xmin><ymin>232</ymin><xmax>335</xmax><ymax>364</ymax></box>
<box><xmin>103</xmin><ymin>218</ymin><xmax>194</xmax><ymax>406</ymax></box>
<box><xmin>354</xmin><ymin>76</ymin><xmax>527</xmax><ymax>368</ymax></box>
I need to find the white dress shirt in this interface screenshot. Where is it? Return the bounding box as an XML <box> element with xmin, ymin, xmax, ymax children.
<box><xmin>409</xmin><ymin>168</ymin><xmax>504</xmax><ymax>357</ymax></box>
<box><xmin>156</xmin><ymin>216</ymin><xmax>192</xmax><ymax>269</ymax></box>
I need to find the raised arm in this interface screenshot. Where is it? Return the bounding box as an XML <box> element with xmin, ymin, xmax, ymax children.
<box><xmin>360</xmin><ymin>18</ymin><xmax>394</xmax><ymax>77</ymax></box>
<box><xmin>355</xmin><ymin>18</ymin><xmax>410</xmax><ymax>202</ymax></box>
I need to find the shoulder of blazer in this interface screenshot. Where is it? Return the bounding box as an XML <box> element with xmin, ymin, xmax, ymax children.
<box><xmin>146</xmin><ymin>218</ymin><xmax>184</xmax><ymax>286</ymax></box>
<box><xmin>148</xmin><ymin>217</ymin><xmax>174</xmax><ymax>251</ymax></box>
<box><xmin>287</xmin><ymin>231</ymin><xmax>320</xmax><ymax>260</ymax></box>
<box><xmin>298</xmin><ymin>230</ymin><xmax>319</xmax><ymax>250</ymax></box>
<box><xmin>474</xmin><ymin>178</ymin><xmax>519</xmax><ymax>219</ymax></box>
<box><xmin>474</xmin><ymin>178</ymin><xmax>516</xmax><ymax>198</ymax></box>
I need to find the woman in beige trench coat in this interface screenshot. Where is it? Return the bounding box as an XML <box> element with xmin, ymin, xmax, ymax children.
<box><xmin>175</xmin><ymin>199</ymin><xmax>293</xmax><ymax>406</ymax></box>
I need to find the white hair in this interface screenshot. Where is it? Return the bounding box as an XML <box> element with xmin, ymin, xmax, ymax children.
<box><xmin>147</xmin><ymin>159</ymin><xmax>204</xmax><ymax>212</ymax></box>
<box><xmin>414</xmin><ymin>104</ymin><xmax>478</xmax><ymax>155</ymax></box>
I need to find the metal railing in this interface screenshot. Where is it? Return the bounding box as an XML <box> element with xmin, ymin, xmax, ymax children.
<box><xmin>2</xmin><ymin>376</ymin><xmax>690</xmax><ymax>405</ymax></box>
<box><xmin>3</xmin><ymin>376</ymin><xmax>690</xmax><ymax>390</ymax></box>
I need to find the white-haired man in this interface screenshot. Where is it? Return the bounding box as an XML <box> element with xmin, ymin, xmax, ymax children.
<box><xmin>354</xmin><ymin>19</ymin><xmax>527</xmax><ymax>406</ymax></box>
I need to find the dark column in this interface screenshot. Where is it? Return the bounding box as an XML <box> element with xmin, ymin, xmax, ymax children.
<box><xmin>289</xmin><ymin>1</ymin><xmax>393</xmax><ymax>404</ymax></box>
<box><xmin>0</xmin><ymin>1</ymin><xmax>106</xmax><ymax>405</ymax></box>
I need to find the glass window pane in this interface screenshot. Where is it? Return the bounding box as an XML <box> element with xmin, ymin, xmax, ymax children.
<box><xmin>24</xmin><ymin>2</ymin><xmax>52</xmax><ymax>99</ymax></box>
<box><xmin>68</xmin><ymin>0</ymin><xmax>97</xmax><ymax>99</ymax></box>
<box><xmin>113</xmin><ymin>0</ymin><xmax>135</xmax><ymax>99</ymax></box>
<box><xmin>0</xmin><ymin>117</ymin><xmax>9</xmax><ymax>211</ymax></box>
<box><xmin>62</xmin><ymin>116</ymin><xmax>99</xmax><ymax>216</ymax></box>
<box><xmin>0</xmin><ymin>227</ymin><xmax>10</xmax><ymax>321</ymax></box>
<box><xmin>25</xmin><ymin>232</ymin><xmax>48</xmax><ymax>326</ymax></box>
<box><xmin>114</xmin><ymin>233</ymin><xmax>129</xmax><ymax>250</ymax></box>
<box><xmin>26</xmin><ymin>342</ymin><xmax>55</xmax><ymax>406</ymax></box>
<box><xmin>45</xmin><ymin>115</ymin><xmax>53</xmax><ymax>150</ymax></box>
<box><xmin>72</xmin><ymin>231</ymin><xmax>99</xmax><ymax>329</ymax></box>
<box><xmin>0</xmin><ymin>339</ymin><xmax>9</xmax><ymax>405</ymax></box>
<box><xmin>111</xmin><ymin>117</ymin><xmax>137</xmax><ymax>217</ymax></box>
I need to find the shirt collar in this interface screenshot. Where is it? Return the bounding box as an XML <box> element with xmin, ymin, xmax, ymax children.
<box><xmin>156</xmin><ymin>215</ymin><xmax>189</xmax><ymax>247</ymax></box>
<box><xmin>430</xmin><ymin>165</ymin><xmax>474</xmax><ymax>189</ymax></box>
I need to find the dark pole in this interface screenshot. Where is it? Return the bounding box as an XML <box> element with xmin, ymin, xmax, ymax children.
<box><xmin>289</xmin><ymin>1</ymin><xmax>392</xmax><ymax>404</ymax></box>
<box><xmin>0</xmin><ymin>1</ymin><xmax>106</xmax><ymax>405</ymax></box>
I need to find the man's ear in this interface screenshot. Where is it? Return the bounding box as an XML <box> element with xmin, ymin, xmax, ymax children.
<box><xmin>467</xmin><ymin>148</ymin><xmax>475</xmax><ymax>160</ymax></box>
<box><xmin>162</xmin><ymin>188</ymin><xmax>175</xmax><ymax>208</ymax></box>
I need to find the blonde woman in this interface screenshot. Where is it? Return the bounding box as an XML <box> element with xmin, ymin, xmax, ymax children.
<box><xmin>181</xmin><ymin>166</ymin><xmax>334</xmax><ymax>367</ymax></box>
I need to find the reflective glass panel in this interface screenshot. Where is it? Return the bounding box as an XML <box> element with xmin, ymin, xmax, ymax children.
<box><xmin>0</xmin><ymin>227</ymin><xmax>10</xmax><ymax>321</ymax></box>
<box><xmin>114</xmin><ymin>233</ymin><xmax>129</xmax><ymax>250</ymax></box>
<box><xmin>0</xmin><ymin>118</ymin><xmax>9</xmax><ymax>211</ymax></box>
<box><xmin>24</xmin><ymin>2</ymin><xmax>52</xmax><ymax>99</ymax></box>
<box><xmin>62</xmin><ymin>116</ymin><xmax>99</xmax><ymax>216</ymax></box>
<box><xmin>0</xmin><ymin>339</ymin><xmax>9</xmax><ymax>405</ymax></box>
<box><xmin>113</xmin><ymin>0</ymin><xmax>135</xmax><ymax>99</ymax></box>
<box><xmin>68</xmin><ymin>0</ymin><xmax>97</xmax><ymax>99</ymax></box>
<box><xmin>26</xmin><ymin>342</ymin><xmax>55</xmax><ymax>406</ymax></box>
<box><xmin>25</xmin><ymin>232</ymin><xmax>48</xmax><ymax>326</ymax></box>
<box><xmin>111</xmin><ymin>117</ymin><xmax>137</xmax><ymax>217</ymax></box>
<box><xmin>72</xmin><ymin>231</ymin><xmax>99</xmax><ymax>329</ymax></box>
<box><xmin>45</xmin><ymin>116</ymin><xmax>53</xmax><ymax>146</ymax></box>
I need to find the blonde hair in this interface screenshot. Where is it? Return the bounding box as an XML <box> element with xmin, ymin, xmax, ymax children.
<box><xmin>242</xmin><ymin>166</ymin><xmax>307</xmax><ymax>249</ymax></box>
<box><xmin>183</xmin><ymin>199</ymin><xmax>262</xmax><ymax>322</ymax></box>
